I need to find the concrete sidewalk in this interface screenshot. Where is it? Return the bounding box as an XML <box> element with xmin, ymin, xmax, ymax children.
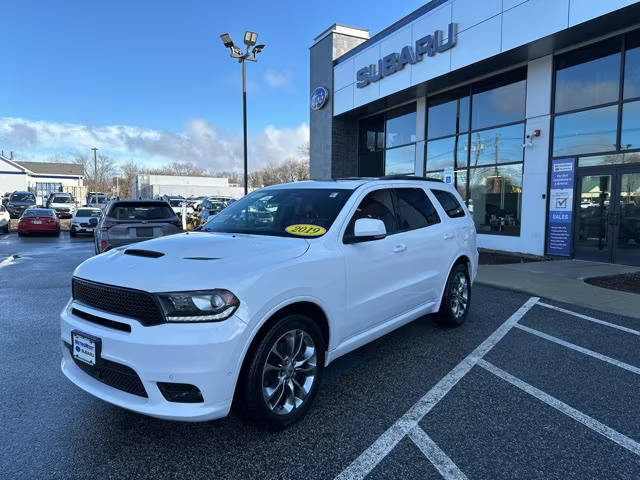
<box><xmin>476</xmin><ymin>259</ymin><xmax>640</xmax><ymax>319</ymax></box>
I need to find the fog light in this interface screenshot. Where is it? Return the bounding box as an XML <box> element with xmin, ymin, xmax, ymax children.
<box><xmin>157</xmin><ymin>382</ymin><xmax>204</xmax><ymax>403</ymax></box>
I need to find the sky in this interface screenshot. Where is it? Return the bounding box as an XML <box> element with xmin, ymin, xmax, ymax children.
<box><xmin>0</xmin><ymin>0</ymin><xmax>425</xmax><ymax>172</ymax></box>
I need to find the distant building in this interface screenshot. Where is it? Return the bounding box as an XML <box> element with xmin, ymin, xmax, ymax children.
<box><xmin>131</xmin><ymin>174</ymin><xmax>245</xmax><ymax>199</ymax></box>
<box><xmin>0</xmin><ymin>153</ymin><xmax>85</xmax><ymax>203</ymax></box>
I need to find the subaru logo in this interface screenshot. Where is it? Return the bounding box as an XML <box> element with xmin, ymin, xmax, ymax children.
<box><xmin>311</xmin><ymin>87</ymin><xmax>329</xmax><ymax>111</ymax></box>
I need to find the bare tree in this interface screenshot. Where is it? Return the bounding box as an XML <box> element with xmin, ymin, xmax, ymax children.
<box><xmin>74</xmin><ymin>153</ymin><xmax>118</xmax><ymax>193</ymax></box>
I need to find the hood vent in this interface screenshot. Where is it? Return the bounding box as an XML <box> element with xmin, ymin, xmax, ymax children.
<box><xmin>124</xmin><ymin>249</ymin><xmax>165</xmax><ymax>258</ymax></box>
<box><xmin>183</xmin><ymin>257</ymin><xmax>220</xmax><ymax>261</ymax></box>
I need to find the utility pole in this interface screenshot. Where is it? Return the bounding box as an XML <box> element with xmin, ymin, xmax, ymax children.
<box><xmin>91</xmin><ymin>147</ymin><xmax>98</xmax><ymax>192</ymax></box>
<box><xmin>242</xmin><ymin>60</ymin><xmax>248</xmax><ymax>195</ymax></box>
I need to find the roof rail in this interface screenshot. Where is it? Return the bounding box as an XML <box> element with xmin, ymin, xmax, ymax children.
<box><xmin>333</xmin><ymin>175</ymin><xmax>443</xmax><ymax>183</ymax></box>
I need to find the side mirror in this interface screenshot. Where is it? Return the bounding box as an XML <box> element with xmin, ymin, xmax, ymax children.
<box><xmin>346</xmin><ymin>218</ymin><xmax>387</xmax><ymax>243</ymax></box>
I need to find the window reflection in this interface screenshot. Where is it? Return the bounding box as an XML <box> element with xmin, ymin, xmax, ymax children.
<box><xmin>578</xmin><ymin>152</ymin><xmax>640</xmax><ymax>167</ymax></box>
<box><xmin>468</xmin><ymin>165</ymin><xmax>522</xmax><ymax>236</ymax></box>
<box><xmin>427</xmin><ymin>96</ymin><xmax>469</xmax><ymax>139</ymax></box>
<box><xmin>555</xmin><ymin>53</ymin><xmax>620</xmax><ymax>112</ymax></box>
<box><xmin>385</xmin><ymin>145</ymin><xmax>415</xmax><ymax>175</ymax></box>
<box><xmin>471</xmin><ymin>80</ymin><xmax>526</xmax><ymax>130</ymax></box>
<box><xmin>468</xmin><ymin>124</ymin><xmax>524</xmax><ymax>167</ymax></box>
<box><xmin>386</xmin><ymin>110</ymin><xmax>417</xmax><ymax>148</ymax></box>
<box><xmin>621</xmin><ymin>101</ymin><xmax>640</xmax><ymax>150</ymax></box>
<box><xmin>553</xmin><ymin>105</ymin><xmax>618</xmax><ymax>156</ymax></box>
<box><xmin>426</xmin><ymin>135</ymin><xmax>468</xmax><ymax>172</ymax></box>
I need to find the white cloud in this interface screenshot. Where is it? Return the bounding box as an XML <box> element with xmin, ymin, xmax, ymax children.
<box><xmin>265</xmin><ymin>69</ymin><xmax>291</xmax><ymax>88</ymax></box>
<box><xmin>0</xmin><ymin>117</ymin><xmax>309</xmax><ymax>172</ymax></box>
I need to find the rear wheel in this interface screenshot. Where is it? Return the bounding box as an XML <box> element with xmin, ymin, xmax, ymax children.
<box><xmin>70</xmin><ymin>228</ymin><xmax>76</xmax><ymax>237</ymax></box>
<box><xmin>238</xmin><ymin>314</ymin><xmax>325</xmax><ymax>430</ymax></box>
<box><xmin>437</xmin><ymin>263</ymin><xmax>471</xmax><ymax>327</ymax></box>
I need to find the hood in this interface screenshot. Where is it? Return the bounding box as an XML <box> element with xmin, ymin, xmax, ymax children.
<box><xmin>73</xmin><ymin>232</ymin><xmax>310</xmax><ymax>292</ymax></box>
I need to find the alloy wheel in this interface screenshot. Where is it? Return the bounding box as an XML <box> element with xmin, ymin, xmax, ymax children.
<box><xmin>262</xmin><ymin>329</ymin><xmax>317</xmax><ymax>415</ymax></box>
<box><xmin>450</xmin><ymin>271</ymin><xmax>469</xmax><ymax>318</ymax></box>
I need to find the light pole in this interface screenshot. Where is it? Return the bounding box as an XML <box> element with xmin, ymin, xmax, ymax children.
<box><xmin>220</xmin><ymin>31</ymin><xmax>265</xmax><ymax>195</ymax></box>
<box><xmin>91</xmin><ymin>147</ymin><xmax>98</xmax><ymax>193</ymax></box>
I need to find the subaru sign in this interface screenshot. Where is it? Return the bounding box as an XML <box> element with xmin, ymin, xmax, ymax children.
<box><xmin>357</xmin><ymin>23</ymin><xmax>457</xmax><ymax>88</ymax></box>
<box><xmin>311</xmin><ymin>86</ymin><xmax>329</xmax><ymax>110</ymax></box>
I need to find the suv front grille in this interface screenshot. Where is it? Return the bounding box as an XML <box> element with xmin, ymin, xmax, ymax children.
<box><xmin>65</xmin><ymin>343</ymin><xmax>147</xmax><ymax>397</ymax></box>
<box><xmin>72</xmin><ymin>277</ymin><xmax>164</xmax><ymax>326</ymax></box>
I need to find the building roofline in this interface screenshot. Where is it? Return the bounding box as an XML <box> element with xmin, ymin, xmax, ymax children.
<box><xmin>312</xmin><ymin>23</ymin><xmax>370</xmax><ymax>46</ymax></box>
<box><xmin>333</xmin><ymin>0</ymin><xmax>446</xmax><ymax>65</ymax></box>
<box><xmin>0</xmin><ymin>154</ymin><xmax>31</xmax><ymax>174</ymax></box>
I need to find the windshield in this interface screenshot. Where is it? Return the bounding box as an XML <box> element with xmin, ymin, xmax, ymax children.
<box><xmin>88</xmin><ymin>195</ymin><xmax>108</xmax><ymax>203</ymax></box>
<box><xmin>202</xmin><ymin>188</ymin><xmax>353</xmax><ymax>237</ymax></box>
<box><xmin>24</xmin><ymin>209</ymin><xmax>53</xmax><ymax>217</ymax></box>
<box><xmin>52</xmin><ymin>195</ymin><xmax>73</xmax><ymax>203</ymax></box>
<box><xmin>11</xmin><ymin>193</ymin><xmax>35</xmax><ymax>203</ymax></box>
<box><xmin>169</xmin><ymin>199</ymin><xmax>182</xmax><ymax>207</ymax></box>
<box><xmin>108</xmin><ymin>203</ymin><xmax>175</xmax><ymax>221</ymax></box>
<box><xmin>76</xmin><ymin>209</ymin><xmax>102</xmax><ymax>217</ymax></box>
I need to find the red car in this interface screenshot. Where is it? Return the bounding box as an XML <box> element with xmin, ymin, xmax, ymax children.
<box><xmin>18</xmin><ymin>208</ymin><xmax>60</xmax><ymax>236</ymax></box>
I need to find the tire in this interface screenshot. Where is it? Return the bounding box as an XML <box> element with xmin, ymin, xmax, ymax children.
<box><xmin>237</xmin><ymin>314</ymin><xmax>325</xmax><ymax>430</ymax></box>
<box><xmin>2</xmin><ymin>224</ymin><xmax>7</xmax><ymax>234</ymax></box>
<box><xmin>18</xmin><ymin>231</ymin><xmax>24</xmax><ymax>237</ymax></box>
<box><xmin>437</xmin><ymin>263</ymin><xmax>471</xmax><ymax>327</ymax></box>
<box><xmin>54</xmin><ymin>230</ymin><xmax>60</xmax><ymax>237</ymax></box>
<box><xmin>94</xmin><ymin>242</ymin><xmax>100</xmax><ymax>255</ymax></box>
<box><xmin>70</xmin><ymin>228</ymin><xmax>76</xmax><ymax>237</ymax></box>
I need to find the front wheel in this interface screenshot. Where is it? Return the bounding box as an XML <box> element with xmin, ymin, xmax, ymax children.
<box><xmin>437</xmin><ymin>264</ymin><xmax>471</xmax><ymax>327</ymax></box>
<box><xmin>238</xmin><ymin>314</ymin><xmax>325</xmax><ymax>430</ymax></box>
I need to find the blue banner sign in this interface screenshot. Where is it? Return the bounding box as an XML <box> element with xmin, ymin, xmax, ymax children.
<box><xmin>547</xmin><ymin>158</ymin><xmax>575</xmax><ymax>256</ymax></box>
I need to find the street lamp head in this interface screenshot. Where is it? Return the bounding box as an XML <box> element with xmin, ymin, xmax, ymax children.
<box><xmin>244</xmin><ymin>31</ymin><xmax>258</xmax><ymax>47</ymax></box>
<box><xmin>231</xmin><ymin>45</ymin><xmax>243</xmax><ymax>58</ymax></box>
<box><xmin>220</xmin><ymin>33</ymin><xmax>234</xmax><ymax>49</ymax></box>
<box><xmin>253</xmin><ymin>44</ymin><xmax>265</xmax><ymax>55</ymax></box>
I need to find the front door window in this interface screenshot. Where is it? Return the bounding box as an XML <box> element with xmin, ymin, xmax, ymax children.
<box><xmin>617</xmin><ymin>172</ymin><xmax>640</xmax><ymax>265</ymax></box>
<box><xmin>575</xmin><ymin>174</ymin><xmax>611</xmax><ymax>262</ymax></box>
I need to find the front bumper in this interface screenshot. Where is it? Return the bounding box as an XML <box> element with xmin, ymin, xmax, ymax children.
<box><xmin>60</xmin><ymin>299</ymin><xmax>249</xmax><ymax>421</ymax></box>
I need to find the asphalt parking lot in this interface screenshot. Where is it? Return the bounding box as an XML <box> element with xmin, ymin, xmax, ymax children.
<box><xmin>2</xmin><ymin>231</ymin><xmax>640</xmax><ymax>479</ymax></box>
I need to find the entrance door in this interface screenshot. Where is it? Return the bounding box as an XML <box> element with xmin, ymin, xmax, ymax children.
<box><xmin>574</xmin><ymin>167</ymin><xmax>640</xmax><ymax>265</ymax></box>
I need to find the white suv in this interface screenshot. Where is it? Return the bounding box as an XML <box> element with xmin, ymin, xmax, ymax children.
<box><xmin>60</xmin><ymin>177</ymin><xmax>478</xmax><ymax>429</ymax></box>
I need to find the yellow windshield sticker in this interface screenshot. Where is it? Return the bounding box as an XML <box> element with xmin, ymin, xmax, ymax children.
<box><xmin>285</xmin><ymin>224</ymin><xmax>327</xmax><ymax>237</ymax></box>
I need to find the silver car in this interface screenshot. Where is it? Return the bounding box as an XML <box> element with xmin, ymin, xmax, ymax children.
<box><xmin>94</xmin><ymin>200</ymin><xmax>182</xmax><ymax>255</ymax></box>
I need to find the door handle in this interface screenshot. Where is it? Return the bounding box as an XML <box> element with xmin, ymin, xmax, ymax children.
<box><xmin>393</xmin><ymin>244</ymin><xmax>407</xmax><ymax>253</ymax></box>
<box><xmin>443</xmin><ymin>232</ymin><xmax>454</xmax><ymax>240</ymax></box>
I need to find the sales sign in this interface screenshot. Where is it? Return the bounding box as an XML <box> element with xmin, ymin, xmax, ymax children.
<box><xmin>547</xmin><ymin>158</ymin><xmax>575</xmax><ymax>256</ymax></box>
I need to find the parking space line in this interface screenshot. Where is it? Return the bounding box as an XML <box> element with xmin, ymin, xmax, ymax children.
<box><xmin>537</xmin><ymin>302</ymin><xmax>640</xmax><ymax>337</ymax></box>
<box><xmin>334</xmin><ymin>296</ymin><xmax>540</xmax><ymax>480</ymax></box>
<box><xmin>479</xmin><ymin>359</ymin><xmax>640</xmax><ymax>457</ymax></box>
<box><xmin>515</xmin><ymin>324</ymin><xmax>640</xmax><ymax>376</ymax></box>
<box><xmin>408</xmin><ymin>426</ymin><xmax>468</xmax><ymax>480</ymax></box>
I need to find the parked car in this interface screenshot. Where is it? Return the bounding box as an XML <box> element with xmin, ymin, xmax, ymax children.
<box><xmin>2</xmin><ymin>193</ymin><xmax>10</xmax><ymax>207</ymax></box>
<box><xmin>86</xmin><ymin>192</ymin><xmax>109</xmax><ymax>210</ymax></box>
<box><xmin>7</xmin><ymin>191</ymin><xmax>36</xmax><ymax>218</ymax></box>
<box><xmin>18</xmin><ymin>208</ymin><xmax>60</xmax><ymax>236</ymax></box>
<box><xmin>166</xmin><ymin>197</ymin><xmax>194</xmax><ymax>216</ymax></box>
<box><xmin>93</xmin><ymin>200</ymin><xmax>182</xmax><ymax>254</ymax></box>
<box><xmin>46</xmin><ymin>192</ymin><xmax>77</xmax><ymax>218</ymax></box>
<box><xmin>0</xmin><ymin>204</ymin><xmax>9</xmax><ymax>233</ymax></box>
<box><xmin>70</xmin><ymin>208</ymin><xmax>102</xmax><ymax>237</ymax></box>
<box><xmin>198</xmin><ymin>198</ymin><xmax>227</xmax><ymax>225</ymax></box>
<box><xmin>61</xmin><ymin>177</ymin><xmax>477</xmax><ymax>428</ymax></box>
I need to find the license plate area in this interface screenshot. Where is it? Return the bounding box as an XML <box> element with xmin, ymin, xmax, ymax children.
<box><xmin>136</xmin><ymin>227</ymin><xmax>153</xmax><ymax>237</ymax></box>
<box><xmin>33</xmin><ymin>220</ymin><xmax>42</xmax><ymax>224</ymax></box>
<box><xmin>71</xmin><ymin>330</ymin><xmax>101</xmax><ymax>366</ymax></box>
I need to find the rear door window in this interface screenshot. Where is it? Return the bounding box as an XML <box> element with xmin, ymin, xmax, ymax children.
<box><xmin>431</xmin><ymin>189</ymin><xmax>466</xmax><ymax>218</ymax></box>
<box><xmin>393</xmin><ymin>188</ymin><xmax>441</xmax><ymax>231</ymax></box>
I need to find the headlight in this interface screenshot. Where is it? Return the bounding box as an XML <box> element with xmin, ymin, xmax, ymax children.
<box><xmin>156</xmin><ymin>289</ymin><xmax>239</xmax><ymax>322</ymax></box>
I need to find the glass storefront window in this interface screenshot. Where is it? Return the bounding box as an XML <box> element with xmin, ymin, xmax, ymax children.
<box><xmin>386</xmin><ymin>110</ymin><xmax>416</xmax><ymax>148</ymax></box>
<box><xmin>578</xmin><ymin>152</ymin><xmax>640</xmax><ymax>167</ymax></box>
<box><xmin>426</xmin><ymin>135</ymin><xmax>468</xmax><ymax>172</ymax></box>
<box><xmin>624</xmin><ymin>46</ymin><xmax>640</xmax><ymax>99</ymax></box>
<box><xmin>427</xmin><ymin>96</ymin><xmax>469</xmax><ymax>139</ymax></box>
<box><xmin>471</xmin><ymin>80</ymin><xmax>526</xmax><ymax>130</ymax></box>
<box><xmin>359</xmin><ymin>150</ymin><xmax>384</xmax><ymax>177</ymax></box>
<box><xmin>468</xmin><ymin>124</ymin><xmax>524</xmax><ymax>167</ymax></box>
<box><xmin>468</xmin><ymin>165</ymin><xmax>522</xmax><ymax>236</ymax></box>
<box><xmin>359</xmin><ymin>116</ymin><xmax>384</xmax><ymax>153</ymax></box>
<box><xmin>553</xmin><ymin>105</ymin><xmax>618</xmax><ymax>157</ymax></box>
<box><xmin>385</xmin><ymin>144</ymin><xmax>415</xmax><ymax>175</ymax></box>
<box><xmin>555</xmin><ymin>53</ymin><xmax>620</xmax><ymax>113</ymax></box>
<box><xmin>621</xmin><ymin>100</ymin><xmax>640</xmax><ymax>150</ymax></box>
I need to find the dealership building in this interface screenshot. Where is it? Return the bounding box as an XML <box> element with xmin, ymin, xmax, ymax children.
<box><xmin>310</xmin><ymin>0</ymin><xmax>640</xmax><ymax>266</ymax></box>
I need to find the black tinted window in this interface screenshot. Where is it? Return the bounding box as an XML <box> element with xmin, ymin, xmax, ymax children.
<box><xmin>108</xmin><ymin>203</ymin><xmax>175</xmax><ymax>221</ymax></box>
<box><xmin>76</xmin><ymin>209</ymin><xmax>102</xmax><ymax>217</ymax></box>
<box><xmin>432</xmin><ymin>190</ymin><xmax>466</xmax><ymax>218</ymax></box>
<box><xmin>345</xmin><ymin>189</ymin><xmax>396</xmax><ymax>238</ymax></box>
<box><xmin>393</xmin><ymin>188</ymin><xmax>440</xmax><ymax>231</ymax></box>
<box><xmin>11</xmin><ymin>193</ymin><xmax>35</xmax><ymax>202</ymax></box>
<box><xmin>24</xmin><ymin>209</ymin><xmax>54</xmax><ymax>217</ymax></box>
